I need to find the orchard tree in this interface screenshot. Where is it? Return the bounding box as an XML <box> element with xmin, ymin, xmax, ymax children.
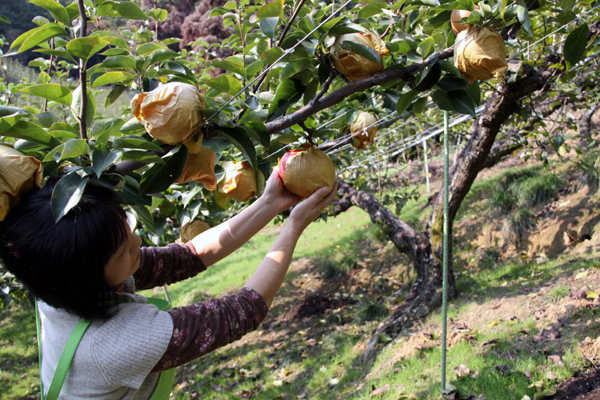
<box><xmin>0</xmin><ymin>0</ymin><xmax>599</xmax><ymax>361</ymax></box>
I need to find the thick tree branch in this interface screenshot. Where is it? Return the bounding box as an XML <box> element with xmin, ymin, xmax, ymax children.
<box><xmin>264</xmin><ymin>48</ymin><xmax>455</xmax><ymax>134</ymax></box>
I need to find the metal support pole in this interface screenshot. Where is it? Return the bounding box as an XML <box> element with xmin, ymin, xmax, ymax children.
<box><xmin>423</xmin><ymin>140</ymin><xmax>430</xmax><ymax>192</ymax></box>
<box><xmin>441</xmin><ymin>110</ymin><xmax>450</xmax><ymax>393</ymax></box>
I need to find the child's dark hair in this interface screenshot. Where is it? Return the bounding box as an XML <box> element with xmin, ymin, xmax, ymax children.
<box><xmin>0</xmin><ymin>178</ymin><xmax>128</xmax><ymax>320</ymax></box>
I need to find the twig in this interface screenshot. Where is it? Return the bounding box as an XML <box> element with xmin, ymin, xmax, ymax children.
<box><xmin>277</xmin><ymin>0</ymin><xmax>307</xmax><ymax>47</ymax></box>
<box><xmin>299</xmin><ymin>121</ymin><xmax>314</xmax><ymax>145</ymax></box>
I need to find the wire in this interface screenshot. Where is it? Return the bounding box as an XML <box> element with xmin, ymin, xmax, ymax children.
<box><xmin>200</xmin><ymin>0</ymin><xmax>354</xmax><ymax>129</ymax></box>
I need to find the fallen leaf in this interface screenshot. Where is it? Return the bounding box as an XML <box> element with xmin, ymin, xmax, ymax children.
<box><xmin>455</xmin><ymin>364</ymin><xmax>470</xmax><ymax>378</ymax></box>
<box><xmin>587</xmin><ymin>290</ymin><xmax>598</xmax><ymax>300</ymax></box>
<box><xmin>524</xmin><ymin>370</ymin><xmax>533</xmax><ymax>379</ymax></box>
<box><xmin>488</xmin><ymin>320</ymin><xmax>500</xmax><ymax>327</ymax></box>
<box><xmin>533</xmin><ymin>389</ymin><xmax>557</xmax><ymax>399</ymax></box>
<box><xmin>329</xmin><ymin>377</ymin><xmax>339</xmax><ymax>386</ymax></box>
<box><xmin>272</xmin><ymin>380</ymin><xmax>283</xmax><ymax>387</ymax></box>
<box><xmin>548</xmin><ymin>355</ymin><xmax>564</xmax><ymax>366</ymax></box>
<box><xmin>378</xmin><ymin>332</ymin><xmax>393</xmax><ymax>343</ymax></box>
<box><xmin>481</xmin><ymin>339</ymin><xmax>499</xmax><ymax>348</ymax></box>
<box><xmin>541</xmin><ymin>328</ymin><xmax>560</xmax><ymax>340</ymax></box>
<box><xmin>472</xmin><ymin>370</ymin><xmax>479</xmax><ymax>378</ymax></box>
<box><xmin>576</xmin><ymin>270</ymin><xmax>589</xmax><ymax>280</ymax></box>
<box><xmin>372</xmin><ymin>384</ymin><xmax>390</xmax><ymax>395</ymax></box>
<box><xmin>546</xmin><ymin>371</ymin><xmax>557</xmax><ymax>380</ymax></box>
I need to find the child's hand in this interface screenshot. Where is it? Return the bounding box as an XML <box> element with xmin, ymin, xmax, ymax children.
<box><xmin>261</xmin><ymin>167</ymin><xmax>303</xmax><ymax>214</ymax></box>
<box><xmin>288</xmin><ymin>181</ymin><xmax>338</xmax><ymax>233</ymax></box>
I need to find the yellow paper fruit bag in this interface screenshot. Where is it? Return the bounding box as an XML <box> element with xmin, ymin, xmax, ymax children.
<box><xmin>331</xmin><ymin>31</ymin><xmax>389</xmax><ymax>81</ymax></box>
<box><xmin>0</xmin><ymin>145</ymin><xmax>44</xmax><ymax>221</ymax></box>
<box><xmin>278</xmin><ymin>147</ymin><xmax>335</xmax><ymax>198</ymax></box>
<box><xmin>218</xmin><ymin>161</ymin><xmax>257</xmax><ymax>202</ymax></box>
<box><xmin>454</xmin><ymin>26</ymin><xmax>508</xmax><ymax>84</ymax></box>
<box><xmin>131</xmin><ymin>82</ymin><xmax>205</xmax><ymax>145</ymax></box>
<box><xmin>350</xmin><ymin>112</ymin><xmax>378</xmax><ymax>150</ymax></box>
<box><xmin>174</xmin><ymin>146</ymin><xmax>218</xmax><ymax>190</ymax></box>
<box><xmin>180</xmin><ymin>219</ymin><xmax>211</xmax><ymax>243</ymax></box>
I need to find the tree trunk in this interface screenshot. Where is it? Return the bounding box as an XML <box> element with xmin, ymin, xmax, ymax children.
<box><xmin>333</xmin><ymin>66</ymin><xmax>551</xmax><ymax>363</ymax></box>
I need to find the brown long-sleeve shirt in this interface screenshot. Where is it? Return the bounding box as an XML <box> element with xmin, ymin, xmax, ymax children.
<box><xmin>132</xmin><ymin>243</ymin><xmax>269</xmax><ymax>372</ymax></box>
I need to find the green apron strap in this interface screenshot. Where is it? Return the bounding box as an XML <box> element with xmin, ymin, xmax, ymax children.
<box><xmin>35</xmin><ymin>300</ymin><xmax>44</xmax><ymax>398</ymax></box>
<box><xmin>45</xmin><ymin>318</ymin><xmax>92</xmax><ymax>400</ymax></box>
<box><xmin>146</xmin><ymin>296</ymin><xmax>176</xmax><ymax>400</ymax></box>
<box><xmin>37</xmin><ymin>295</ymin><xmax>175</xmax><ymax>400</ymax></box>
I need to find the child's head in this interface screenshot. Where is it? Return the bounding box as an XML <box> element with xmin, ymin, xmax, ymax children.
<box><xmin>0</xmin><ymin>178</ymin><xmax>129</xmax><ymax>319</ymax></box>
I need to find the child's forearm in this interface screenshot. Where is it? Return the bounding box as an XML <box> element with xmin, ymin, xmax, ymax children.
<box><xmin>243</xmin><ymin>221</ymin><xmax>302</xmax><ymax>308</ymax></box>
<box><xmin>190</xmin><ymin>197</ymin><xmax>280</xmax><ymax>267</ymax></box>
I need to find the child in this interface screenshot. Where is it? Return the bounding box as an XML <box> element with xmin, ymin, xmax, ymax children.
<box><xmin>0</xmin><ymin>168</ymin><xmax>337</xmax><ymax>399</ymax></box>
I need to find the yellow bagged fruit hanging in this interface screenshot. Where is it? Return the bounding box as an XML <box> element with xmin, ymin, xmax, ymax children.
<box><xmin>174</xmin><ymin>146</ymin><xmax>218</xmax><ymax>190</ymax></box>
<box><xmin>454</xmin><ymin>26</ymin><xmax>508</xmax><ymax>84</ymax></box>
<box><xmin>180</xmin><ymin>219</ymin><xmax>211</xmax><ymax>243</ymax></box>
<box><xmin>218</xmin><ymin>161</ymin><xmax>257</xmax><ymax>202</ymax></box>
<box><xmin>278</xmin><ymin>147</ymin><xmax>335</xmax><ymax>198</ymax></box>
<box><xmin>131</xmin><ymin>82</ymin><xmax>205</xmax><ymax>145</ymax></box>
<box><xmin>0</xmin><ymin>145</ymin><xmax>44</xmax><ymax>221</ymax></box>
<box><xmin>331</xmin><ymin>31</ymin><xmax>389</xmax><ymax>81</ymax></box>
<box><xmin>350</xmin><ymin>112</ymin><xmax>378</xmax><ymax>150</ymax></box>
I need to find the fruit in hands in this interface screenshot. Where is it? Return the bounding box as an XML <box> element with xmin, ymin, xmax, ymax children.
<box><xmin>278</xmin><ymin>147</ymin><xmax>335</xmax><ymax>198</ymax></box>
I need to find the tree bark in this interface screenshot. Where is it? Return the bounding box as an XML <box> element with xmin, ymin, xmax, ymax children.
<box><xmin>578</xmin><ymin>103</ymin><xmax>599</xmax><ymax>151</ymax></box>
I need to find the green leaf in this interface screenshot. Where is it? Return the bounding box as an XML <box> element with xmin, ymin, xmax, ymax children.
<box><xmin>92</xmin><ymin>71</ymin><xmax>135</xmax><ymax>88</ymax></box>
<box><xmin>67</xmin><ymin>36</ymin><xmax>109</xmax><ymax>62</ymax></box>
<box><xmin>257</xmin><ymin>0</ymin><xmax>283</xmax><ymax>19</ymax></box>
<box><xmin>431</xmin><ymin>90</ymin><xmax>453</xmax><ymax>111</ymax></box>
<box><xmin>97</xmin><ymin>1</ymin><xmax>151</xmax><ymax>20</ymax></box>
<box><xmin>71</xmin><ymin>87</ymin><xmax>96</xmax><ymax>128</ymax></box>
<box><xmin>261</xmin><ymin>46</ymin><xmax>285</xmax><ymax>64</ymax></box>
<box><xmin>358</xmin><ymin>4</ymin><xmax>382</xmax><ymax>18</ymax></box>
<box><xmin>413</xmin><ymin>97</ymin><xmax>427</xmax><ymax>118</ymax></box>
<box><xmin>99</xmin><ymin>55</ymin><xmax>136</xmax><ymax>69</ymax></box>
<box><xmin>19</xmin><ymin>83</ymin><xmax>72</xmax><ymax>106</ymax></box>
<box><xmin>51</xmin><ymin>171</ymin><xmax>89</xmax><ymax>222</ymax></box>
<box><xmin>245</xmin><ymin>121</ymin><xmax>270</xmax><ymax>147</ymax></box>
<box><xmin>149</xmin><ymin>49</ymin><xmax>179</xmax><ymax>65</ymax></box>
<box><xmin>121</xmin><ymin>150</ymin><xmax>165</xmax><ymax>164</ymax></box>
<box><xmin>92</xmin><ymin>144</ymin><xmax>120</xmax><ymax>178</ymax></box>
<box><xmin>437</xmin><ymin>77</ymin><xmax>468</xmax><ymax>91</ymax></box>
<box><xmin>0</xmin><ymin>15</ymin><xmax>10</xmax><ymax>24</ymax></box>
<box><xmin>120</xmin><ymin>118</ymin><xmax>145</xmax><ymax>134</ymax></box>
<box><xmin>212</xmin><ymin>59</ymin><xmax>246</xmax><ymax>78</ymax></box>
<box><xmin>206</xmin><ymin>75</ymin><xmax>242</xmax><ymax>96</ymax></box>
<box><xmin>414</xmin><ymin>61</ymin><xmax>441</xmax><ymax>92</ymax></box>
<box><xmin>516</xmin><ymin>0</ymin><xmax>533</xmax><ymax>37</ymax></box>
<box><xmin>0</xmin><ymin>106</ymin><xmax>30</xmax><ymax>118</ymax></box>
<box><xmin>417</xmin><ymin>37</ymin><xmax>435</xmax><ymax>58</ymax></box>
<box><xmin>9</xmin><ymin>23</ymin><xmax>67</xmax><ymax>54</ymax></box>
<box><xmin>34</xmin><ymin>48</ymin><xmax>75</xmax><ymax>62</ymax></box>
<box><xmin>259</xmin><ymin>17</ymin><xmax>279</xmax><ymax>40</ymax></box>
<box><xmin>30</xmin><ymin>0</ymin><xmax>71</xmax><ymax>25</ymax></box>
<box><xmin>564</xmin><ymin>23</ymin><xmax>589</xmax><ymax>70</ymax></box>
<box><xmin>280</xmin><ymin>59</ymin><xmax>311</xmax><ymax>81</ymax></box>
<box><xmin>139</xmin><ymin>146</ymin><xmax>188</xmax><ymax>195</ymax></box>
<box><xmin>217</xmin><ymin>128</ymin><xmax>257</xmax><ymax>168</ymax></box>
<box><xmin>340</xmin><ymin>40</ymin><xmax>382</xmax><ymax>66</ymax></box>
<box><xmin>130</xmin><ymin>205</ymin><xmax>155</xmax><ymax>233</ymax></box>
<box><xmin>203</xmin><ymin>138</ymin><xmax>231</xmax><ymax>154</ymax></box>
<box><xmin>246</xmin><ymin>60</ymin><xmax>267</xmax><ymax>77</ymax></box>
<box><xmin>396</xmin><ymin>90</ymin><xmax>418</xmax><ymax>115</ymax></box>
<box><xmin>447</xmin><ymin>89</ymin><xmax>476</xmax><ymax>116</ymax></box>
<box><xmin>268</xmin><ymin>79</ymin><xmax>305</xmax><ymax>120</ymax></box>
<box><xmin>113</xmin><ymin>137</ymin><xmax>164</xmax><ymax>152</ymax></box>
<box><xmin>465</xmin><ymin>80</ymin><xmax>481</xmax><ymax>106</ymax></box>
<box><xmin>105</xmin><ymin>86</ymin><xmax>127</xmax><ymax>109</ymax></box>
<box><xmin>91</xmin><ymin>118</ymin><xmax>125</xmax><ymax>138</ymax></box>
<box><xmin>44</xmin><ymin>139</ymin><xmax>90</xmax><ymax>162</ymax></box>
<box><xmin>1</xmin><ymin>120</ymin><xmax>54</xmax><ymax>145</ymax></box>
<box><xmin>501</xmin><ymin>0</ymin><xmax>508</xmax><ymax>19</ymax></box>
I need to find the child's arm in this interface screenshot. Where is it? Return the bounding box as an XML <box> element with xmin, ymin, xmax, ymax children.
<box><xmin>188</xmin><ymin>168</ymin><xmax>303</xmax><ymax>267</ymax></box>
<box><xmin>150</xmin><ymin>184</ymin><xmax>337</xmax><ymax>371</ymax></box>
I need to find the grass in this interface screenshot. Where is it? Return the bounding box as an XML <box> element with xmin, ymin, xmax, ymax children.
<box><xmin>1</xmin><ymin>155</ymin><xmax>600</xmax><ymax>400</ymax></box>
